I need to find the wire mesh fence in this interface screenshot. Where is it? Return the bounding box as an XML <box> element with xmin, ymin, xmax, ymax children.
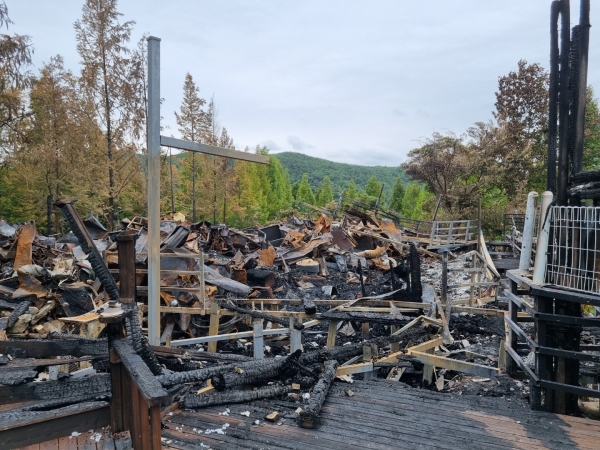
<box><xmin>545</xmin><ymin>206</ymin><xmax>600</xmax><ymax>294</ymax></box>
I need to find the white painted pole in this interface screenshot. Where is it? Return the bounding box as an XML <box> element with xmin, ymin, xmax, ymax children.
<box><xmin>147</xmin><ymin>36</ymin><xmax>161</xmax><ymax>346</ymax></box>
<box><xmin>533</xmin><ymin>191</ymin><xmax>554</xmax><ymax>283</ymax></box>
<box><xmin>519</xmin><ymin>192</ymin><xmax>539</xmax><ymax>272</ymax></box>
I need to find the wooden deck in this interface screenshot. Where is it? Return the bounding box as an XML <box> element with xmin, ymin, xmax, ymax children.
<box><xmin>18</xmin><ymin>379</ymin><xmax>600</xmax><ymax>449</ymax></box>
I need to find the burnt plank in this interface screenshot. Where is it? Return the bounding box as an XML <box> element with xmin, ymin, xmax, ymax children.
<box><xmin>0</xmin><ymin>373</ymin><xmax>111</xmax><ymax>405</ymax></box>
<box><xmin>112</xmin><ymin>339</ymin><xmax>169</xmax><ymax>406</ymax></box>
<box><xmin>0</xmin><ymin>402</ymin><xmax>109</xmax><ymax>449</ymax></box>
<box><xmin>0</xmin><ymin>338</ymin><xmax>108</xmax><ymax>358</ymax></box>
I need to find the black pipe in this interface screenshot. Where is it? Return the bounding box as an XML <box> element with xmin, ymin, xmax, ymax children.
<box><xmin>557</xmin><ymin>0</ymin><xmax>571</xmax><ymax>206</ymax></box>
<box><xmin>548</xmin><ymin>1</ymin><xmax>560</xmax><ymax>193</ymax></box>
<box><xmin>574</xmin><ymin>0</ymin><xmax>591</xmax><ymax>174</ymax></box>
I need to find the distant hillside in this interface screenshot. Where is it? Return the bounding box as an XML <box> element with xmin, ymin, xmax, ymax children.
<box><xmin>274</xmin><ymin>151</ymin><xmax>405</xmax><ymax>200</ymax></box>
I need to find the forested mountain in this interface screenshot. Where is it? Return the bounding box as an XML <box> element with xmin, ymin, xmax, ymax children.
<box><xmin>274</xmin><ymin>152</ymin><xmax>405</xmax><ymax>200</ymax></box>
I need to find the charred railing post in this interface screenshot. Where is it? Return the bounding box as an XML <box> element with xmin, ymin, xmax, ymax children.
<box><xmin>573</xmin><ymin>0</ymin><xmax>591</xmax><ymax>175</ymax></box>
<box><xmin>557</xmin><ymin>0</ymin><xmax>571</xmax><ymax>205</ymax></box>
<box><xmin>116</xmin><ymin>231</ymin><xmax>137</xmax><ymax>307</ymax></box>
<box><xmin>548</xmin><ymin>1</ymin><xmax>560</xmax><ymax>193</ymax></box>
<box><xmin>102</xmin><ymin>300</ymin><xmax>169</xmax><ymax>450</ymax></box>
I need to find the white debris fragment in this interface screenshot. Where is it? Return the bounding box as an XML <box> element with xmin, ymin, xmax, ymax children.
<box><xmin>302</xmin><ymin>393</ymin><xmax>310</xmax><ymax>400</ymax></box>
<box><xmin>240</xmin><ymin>411</ymin><xmax>250</xmax><ymax>417</ymax></box>
<box><xmin>70</xmin><ymin>432</ymin><xmax>81</xmax><ymax>437</ymax></box>
<box><xmin>254</xmin><ymin>420</ymin><xmax>260</xmax><ymax>425</ymax></box>
<box><xmin>168</xmin><ymin>412</ymin><xmax>174</xmax><ymax>416</ymax></box>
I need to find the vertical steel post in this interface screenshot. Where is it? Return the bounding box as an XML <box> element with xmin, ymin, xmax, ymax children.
<box><xmin>519</xmin><ymin>192</ymin><xmax>539</xmax><ymax>272</ymax></box>
<box><xmin>533</xmin><ymin>192</ymin><xmax>554</xmax><ymax>283</ymax></box>
<box><xmin>147</xmin><ymin>36</ymin><xmax>161</xmax><ymax>346</ymax></box>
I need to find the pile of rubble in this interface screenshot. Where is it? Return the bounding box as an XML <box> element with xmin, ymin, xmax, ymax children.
<box><xmin>1</xmin><ymin>198</ymin><xmax>527</xmax><ymax>436</ymax></box>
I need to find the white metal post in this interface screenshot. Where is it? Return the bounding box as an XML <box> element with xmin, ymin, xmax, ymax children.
<box><xmin>533</xmin><ymin>191</ymin><xmax>554</xmax><ymax>283</ymax></box>
<box><xmin>147</xmin><ymin>36</ymin><xmax>161</xmax><ymax>346</ymax></box>
<box><xmin>519</xmin><ymin>192</ymin><xmax>539</xmax><ymax>272</ymax></box>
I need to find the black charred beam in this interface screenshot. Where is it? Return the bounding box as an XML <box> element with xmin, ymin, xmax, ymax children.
<box><xmin>317</xmin><ymin>311</ymin><xmax>411</xmax><ymax>326</ymax></box>
<box><xmin>183</xmin><ymin>384</ymin><xmax>293</xmax><ymax>409</ymax></box>
<box><xmin>211</xmin><ymin>350</ymin><xmax>301</xmax><ymax>391</ymax></box>
<box><xmin>219</xmin><ymin>300</ymin><xmax>304</xmax><ymax>330</ymax></box>
<box><xmin>0</xmin><ymin>373</ymin><xmax>111</xmax><ymax>405</ymax></box>
<box><xmin>573</xmin><ymin>0</ymin><xmax>591</xmax><ymax>174</ymax></box>
<box><xmin>6</xmin><ymin>301</ymin><xmax>31</xmax><ymax>328</ymax></box>
<box><xmin>0</xmin><ymin>338</ymin><xmax>108</xmax><ymax>358</ymax></box>
<box><xmin>557</xmin><ymin>0</ymin><xmax>571</xmax><ymax>205</ymax></box>
<box><xmin>548</xmin><ymin>1</ymin><xmax>560</xmax><ymax>192</ymax></box>
<box><xmin>111</xmin><ymin>339</ymin><xmax>169</xmax><ymax>406</ymax></box>
<box><xmin>298</xmin><ymin>360</ymin><xmax>339</xmax><ymax>429</ymax></box>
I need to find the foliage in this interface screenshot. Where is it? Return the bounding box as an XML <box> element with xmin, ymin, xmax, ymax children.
<box><xmin>74</xmin><ymin>0</ymin><xmax>145</xmax><ymax>229</ymax></box>
<box><xmin>275</xmin><ymin>151</ymin><xmax>404</xmax><ymax>202</ymax></box>
<box><xmin>389</xmin><ymin>176</ymin><xmax>405</xmax><ymax>213</ymax></box>
<box><xmin>295</xmin><ymin>173</ymin><xmax>316</xmax><ymax>205</ymax></box>
<box><xmin>317</xmin><ymin>176</ymin><xmax>334</xmax><ymax>206</ymax></box>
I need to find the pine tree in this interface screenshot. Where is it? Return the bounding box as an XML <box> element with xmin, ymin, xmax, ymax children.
<box><xmin>295</xmin><ymin>173</ymin><xmax>315</xmax><ymax>205</ymax></box>
<box><xmin>317</xmin><ymin>176</ymin><xmax>334</xmax><ymax>206</ymax></box>
<box><xmin>175</xmin><ymin>73</ymin><xmax>206</xmax><ymax>221</ymax></box>
<box><xmin>342</xmin><ymin>179</ymin><xmax>357</xmax><ymax>206</ymax></box>
<box><xmin>74</xmin><ymin>0</ymin><xmax>143</xmax><ymax>230</ymax></box>
<box><xmin>389</xmin><ymin>176</ymin><xmax>405</xmax><ymax>214</ymax></box>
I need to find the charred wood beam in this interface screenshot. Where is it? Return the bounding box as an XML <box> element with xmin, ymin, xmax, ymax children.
<box><xmin>123</xmin><ymin>308</ymin><xmax>163</xmax><ymax>375</ymax></box>
<box><xmin>158</xmin><ymin>357</ymin><xmax>290</xmax><ymax>388</ymax></box>
<box><xmin>317</xmin><ymin>311</ymin><xmax>411</xmax><ymax>326</ymax></box>
<box><xmin>557</xmin><ymin>0</ymin><xmax>571</xmax><ymax>205</ymax></box>
<box><xmin>303</xmin><ymin>297</ymin><xmax>317</xmax><ymax>315</ymax></box>
<box><xmin>0</xmin><ymin>401</ymin><xmax>110</xmax><ymax>449</ymax></box>
<box><xmin>150</xmin><ymin>345</ymin><xmax>255</xmax><ymax>363</ymax></box>
<box><xmin>0</xmin><ymin>373</ymin><xmax>111</xmax><ymax>405</ymax></box>
<box><xmin>300</xmin><ymin>333</ymin><xmax>405</xmax><ymax>365</ymax></box>
<box><xmin>0</xmin><ymin>338</ymin><xmax>108</xmax><ymax>358</ymax></box>
<box><xmin>408</xmin><ymin>243</ymin><xmax>422</xmax><ymax>301</ymax></box>
<box><xmin>548</xmin><ymin>1</ymin><xmax>560</xmax><ymax>192</ymax></box>
<box><xmin>291</xmin><ymin>375</ymin><xmax>318</xmax><ymax>388</ymax></box>
<box><xmin>112</xmin><ymin>339</ymin><xmax>169</xmax><ymax>406</ymax></box>
<box><xmin>159</xmin><ymin>357</ymin><xmax>204</xmax><ymax>372</ymax></box>
<box><xmin>54</xmin><ymin>198</ymin><xmax>120</xmax><ymax>300</ymax></box>
<box><xmin>183</xmin><ymin>384</ymin><xmax>293</xmax><ymax>409</ymax></box>
<box><xmin>211</xmin><ymin>350</ymin><xmax>301</xmax><ymax>391</ymax></box>
<box><xmin>0</xmin><ymin>369</ymin><xmax>38</xmax><ymax>386</ymax></box>
<box><xmin>298</xmin><ymin>360</ymin><xmax>339</xmax><ymax>429</ymax></box>
<box><xmin>6</xmin><ymin>301</ymin><xmax>31</xmax><ymax>329</ymax></box>
<box><xmin>219</xmin><ymin>300</ymin><xmax>304</xmax><ymax>330</ymax></box>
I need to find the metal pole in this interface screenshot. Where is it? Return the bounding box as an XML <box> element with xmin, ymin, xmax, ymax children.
<box><xmin>533</xmin><ymin>191</ymin><xmax>554</xmax><ymax>283</ymax></box>
<box><xmin>147</xmin><ymin>36</ymin><xmax>161</xmax><ymax>346</ymax></box>
<box><xmin>519</xmin><ymin>192</ymin><xmax>539</xmax><ymax>272</ymax></box>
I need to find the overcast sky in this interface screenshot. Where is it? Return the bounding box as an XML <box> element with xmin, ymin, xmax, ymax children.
<box><xmin>8</xmin><ymin>1</ymin><xmax>600</xmax><ymax>166</ymax></box>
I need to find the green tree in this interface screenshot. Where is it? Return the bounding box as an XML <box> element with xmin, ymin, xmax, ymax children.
<box><xmin>267</xmin><ymin>155</ymin><xmax>293</xmax><ymax>216</ymax></box>
<box><xmin>295</xmin><ymin>173</ymin><xmax>315</xmax><ymax>204</ymax></box>
<box><xmin>74</xmin><ymin>0</ymin><xmax>143</xmax><ymax>229</ymax></box>
<box><xmin>0</xmin><ymin>1</ymin><xmax>33</xmax><ymax>154</ymax></box>
<box><xmin>175</xmin><ymin>73</ymin><xmax>206</xmax><ymax>221</ymax></box>
<box><xmin>402</xmin><ymin>183</ymin><xmax>432</xmax><ymax>219</ymax></box>
<box><xmin>342</xmin><ymin>179</ymin><xmax>357</xmax><ymax>206</ymax></box>
<box><xmin>584</xmin><ymin>87</ymin><xmax>600</xmax><ymax>170</ymax></box>
<box><xmin>317</xmin><ymin>176</ymin><xmax>334</xmax><ymax>206</ymax></box>
<box><xmin>389</xmin><ymin>176</ymin><xmax>405</xmax><ymax>214</ymax></box>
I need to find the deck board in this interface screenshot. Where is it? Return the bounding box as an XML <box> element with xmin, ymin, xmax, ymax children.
<box><xmin>162</xmin><ymin>379</ymin><xmax>600</xmax><ymax>450</ymax></box>
<box><xmin>22</xmin><ymin>379</ymin><xmax>600</xmax><ymax>450</ymax></box>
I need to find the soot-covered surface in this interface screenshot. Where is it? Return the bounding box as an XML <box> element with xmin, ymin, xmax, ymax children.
<box><xmin>162</xmin><ymin>379</ymin><xmax>600</xmax><ymax>449</ymax></box>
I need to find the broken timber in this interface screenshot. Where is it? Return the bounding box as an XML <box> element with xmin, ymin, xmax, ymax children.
<box><xmin>219</xmin><ymin>300</ymin><xmax>304</xmax><ymax>330</ymax></box>
<box><xmin>211</xmin><ymin>350</ymin><xmax>301</xmax><ymax>391</ymax></box>
<box><xmin>318</xmin><ymin>311</ymin><xmax>412</xmax><ymax>326</ymax></box>
<box><xmin>184</xmin><ymin>383</ymin><xmax>292</xmax><ymax>409</ymax></box>
<box><xmin>298</xmin><ymin>360</ymin><xmax>339</xmax><ymax>429</ymax></box>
